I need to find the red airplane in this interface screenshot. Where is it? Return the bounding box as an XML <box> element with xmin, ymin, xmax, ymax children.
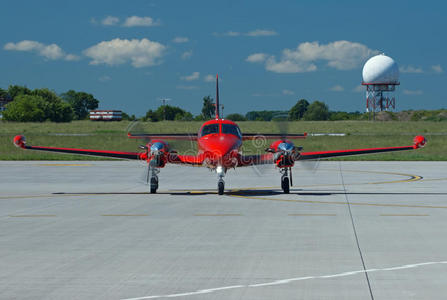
<box><xmin>13</xmin><ymin>75</ymin><xmax>426</xmax><ymax>195</ymax></box>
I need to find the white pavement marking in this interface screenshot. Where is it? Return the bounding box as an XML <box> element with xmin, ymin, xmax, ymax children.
<box><xmin>121</xmin><ymin>261</ymin><xmax>447</xmax><ymax>300</ymax></box>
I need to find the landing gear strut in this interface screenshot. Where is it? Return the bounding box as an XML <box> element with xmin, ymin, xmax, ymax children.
<box><xmin>148</xmin><ymin>158</ymin><xmax>160</xmax><ymax>194</ymax></box>
<box><xmin>216</xmin><ymin>166</ymin><xmax>225</xmax><ymax>195</ymax></box>
<box><xmin>280</xmin><ymin>168</ymin><xmax>290</xmax><ymax>194</ymax></box>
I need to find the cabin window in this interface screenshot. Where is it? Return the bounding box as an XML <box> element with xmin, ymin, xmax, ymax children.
<box><xmin>222</xmin><ymin>124</ymin><xmax>242</xmax><ymax>138</ymax></box>
<box><xmin>201</xmin><ymin>124</ymin><xmax>220</xmax><ymax>136</ymax></box>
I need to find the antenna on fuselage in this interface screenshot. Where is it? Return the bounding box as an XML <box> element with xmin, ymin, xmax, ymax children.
<box><xmin>215</xmin><ymin>74</ymin><xmax>220</xmax><ymax>119</ymax></box>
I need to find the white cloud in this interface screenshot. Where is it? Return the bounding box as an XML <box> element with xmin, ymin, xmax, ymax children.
<box><xmin>65</xmin><ymin>54</ymin><xmax>80</xmax><ymax>61</ymax></box>
<box><xmin>400</xmin><ymin>65</ymin><xmax>423</xmax><ymax>73</ymax></box>
<box><xmin>403</xmin><ymin>89</ymin><xmax>423</xmax><ymax>95</ymax></box>
<box><xmin>204</xmin><ymin>74</ymin><xmax>215</xmax><ymax>82</ymax></box>
<box><xmin>251</xmin><ymin>92</ymin><xmax>278</xmax><ymax>97</ymax></box>
<box><xmin>246</xmin><ymin>29</ymin><xmax>278</xmax><ymax>37</ymax></box>
<box><xmin>246</xmin><ymin>53</ymin><xmax>268</xmax><ymax>63</ymax></box>
<box><xmin>181</xmin><ymin>50</ymin><xmax>193</xmax><ymax>60</ymax></box>
<box><xmin>432</xmin><ymin>65</ymin><xmax>443</xmax><ymax>73</ymax></box>
<box><xmin>4</xmin><ymin>40</ymin><xmax>78</xmax><ymax>61</ymax></box>
<box><xmin>123</xmin><ymin>16</ymin><xmax>159</xmax><ymax>27</ymax></box>
<box><xmin>99</xmin><ymin>75</ymin><xmax>112</xmax><ymax>82</ymax></box>
<box><xmin>176</xmin><ymin>85</ymin><xmax>198</xmax><ymax>90</ymax></box>
<box><xmin>181</xmin><ymin>72</ymin><xmax>200</xmax><ymax>81</ymax></box>
<box><xmin>223</xmin><ymin>31</ymin><xmax>241</xmax><ymax>37</ymax></box>
<box><xmin>330</xmin><ymin>85</ymin><xmax>344</xmax><ymax>92</ymax></box>
<box><xmin>265</xmin><ymin>56</ymin><xmax>317</xmax><ymax>73</ymax></box>
<box><xmin>172</xmin><ymin>37</ymin><xmax>189</xmax><ymax>43</ymax></box>
<box><xmin>83</xmin><ymin>38</ymin><xmax>166</xmax><ymax>68</ymax></box>
<box><xmin>217</xmin><ymin>29</ymin><xmax>277</xmax><ymax>37</ymax></box>
<box><xmin>248</xmin><ymin>40</ymin><xmax>378</xmax><ymax>73</ymax></box>
<box><xmin>282</xmin><ymin>89</ymin><xmax>295</xmax><ymax>95</ymax></box>
<box><xmin>102</xmin><ymin>16</ymin><xmax>120</xmax><ymax>26</ymax></box>
<box><xmin>352</xmin><ymin>85</ymin><xmax>364</xmax><ymax>93</ymax></box>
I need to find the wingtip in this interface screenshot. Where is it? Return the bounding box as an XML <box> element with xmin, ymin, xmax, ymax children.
<box><xmin>413</xmin><ymin>135</ymin><xmax>427</xmax><ymax>149</ymax></box>
<box><xmin>13</xmin><ymin>135</ymin><xmax>26</xmax><ymax>148</ymax></box>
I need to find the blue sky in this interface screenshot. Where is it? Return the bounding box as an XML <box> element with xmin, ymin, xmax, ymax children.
<box><xmin>0</xmin><ymin>0</ymin><xmax>445</xmax><ymax>116</ymax></box>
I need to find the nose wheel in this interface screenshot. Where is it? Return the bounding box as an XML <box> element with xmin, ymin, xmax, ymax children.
<box><xmin>218</xmin><ymin>179</ymin><xmax>225</xmax><ymax>195</ymax></box>
<box><xmin>150</xmin><ymin>175</ymin><xmax>158</xmax><ymax>193</ymax></box>
<box><xmin>281</xmin><ymin>175</ymin><xmax>290</xmax><ymax>194</ymax></box>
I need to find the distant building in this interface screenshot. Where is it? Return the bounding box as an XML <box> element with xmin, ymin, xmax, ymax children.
<box><xmin>89</xmin><ymin>110</ymin><xmax>122</xmax><ymax>121</ymax></box>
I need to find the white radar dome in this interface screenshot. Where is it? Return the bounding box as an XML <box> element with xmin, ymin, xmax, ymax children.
<box><xmin>362</xmin><ymin>54</ymin><xmax>399</xmax><ymax>84</ymax></box>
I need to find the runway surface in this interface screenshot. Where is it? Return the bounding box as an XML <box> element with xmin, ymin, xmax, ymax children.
<box><xmin>1</xmin><ymin>161</ymin><xmax>447</xmax><ymax>299</ymax></box>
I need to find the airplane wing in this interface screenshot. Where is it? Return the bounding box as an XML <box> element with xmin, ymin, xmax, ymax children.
<box><xmin>298</xmin><ymin>136</ymin><xmax>426</xmax><ymax>160</ymax></box>
<box><xmin>168</xmin><ymin>153</ymin><xmax>205</xmax><ymax>166</ymax></box>
<box><xmin>238</xmin><ymin>136</ymin><xmax>426</xmax><ymax>166</ymax></box>
<box><xmin>242</xmin><ymin>133</ymin><xmax>307</xmax><ymax>140</ymax></box>
<box><xmin>13</xmin><ymin>135</ymin><xmax>142</xmax><ymax>160</ymax></box>
<box><xmin>237</xmin><ymin>153</ymin><xmax>275</xmax><ymax>166</ymax></box>
<box><xmin>128</xmin><ymin>133</ymin><xmax>197</xmax><ymax>141</ymax></box>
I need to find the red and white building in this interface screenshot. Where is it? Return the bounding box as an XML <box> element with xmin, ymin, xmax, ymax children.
<box><xmin>89</xmin><ymin>110</ymin><xmax>122</xmax><ymax>121</ymax></box>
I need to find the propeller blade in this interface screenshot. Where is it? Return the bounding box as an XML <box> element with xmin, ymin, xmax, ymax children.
<box><xmin>272</xmin><ymin>112</ymin><xmax>289</xmax><ymax>141</ymax></box>
<box><xmin>127</xmin><ymin>121</ymin><xmax>151</xmax><ymax>144</ymax></box>
<box><xmin>297</xmin><ymin>158</ymin><xmax>321</xmax><ymax>173</ymax></box>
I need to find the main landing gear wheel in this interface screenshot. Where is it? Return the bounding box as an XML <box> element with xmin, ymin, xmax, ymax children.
<box><xmin>218</xmin><ymin>180</ymin><xmax>225</xmax><ymax>195</ymax></box>
<box><xmin>281</xmin><ymin>176</ymin><xmax>290</xmax><ymax>194</ymax></box>
<box><xmin>150</xmin><ymin>176</ymin><xmax>158</xmax><ymax>194</ymax></box>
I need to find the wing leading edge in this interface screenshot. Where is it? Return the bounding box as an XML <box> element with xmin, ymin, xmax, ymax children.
<box><xmin>13</xmin><ymin>135</ymin><xmax>142</xmax><ymax>160</ymax></box>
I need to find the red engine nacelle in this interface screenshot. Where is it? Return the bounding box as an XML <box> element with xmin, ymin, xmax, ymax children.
<box><xmin>142</xmin><ymin>139</ymin><xmax>171</xmax><ymax>167</ymax></box>
<box><xmin>267</xmin><ymin>139</ymin><xmax>298</xmax><ymax>168</ymax></box>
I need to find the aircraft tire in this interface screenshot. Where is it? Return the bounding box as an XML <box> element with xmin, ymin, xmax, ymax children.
<box><xmin>218</xmin><ymin>180</ymin><xmax>224</xmax><ymax>195</ymax></box>
<box><xmin>150</xmin><ymin>177</ymin><xmax>158</xmax><ymax>194</ymax></box>
<box><xmin>282</xmin><ymin>176</ymin><xmax>290</xmax><ymax>194</ymax></box>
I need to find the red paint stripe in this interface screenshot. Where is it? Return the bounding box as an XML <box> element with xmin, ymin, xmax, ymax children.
<box><xmin>300</xmin><ymin>146</ymin><xmax>413</xmax><ymax>156</ymax></box>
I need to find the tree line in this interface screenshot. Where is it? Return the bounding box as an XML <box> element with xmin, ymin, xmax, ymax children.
<box><xmin>1</xmin><ymin>84</ymin><xmax>364</xmax><ymax>122</ymax></box>
<box><xmin>0</xmin><ymin>85</ymin><xmax>99</xmax><ymax>122</ymax></box>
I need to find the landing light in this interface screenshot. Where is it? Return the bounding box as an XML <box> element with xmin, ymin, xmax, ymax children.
<box><xmin>216</xmin><ymin>165</ymin><xmax>224</xmax><ymax>175</ymax></box>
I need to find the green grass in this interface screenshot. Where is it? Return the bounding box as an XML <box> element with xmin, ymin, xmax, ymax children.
<box><xmin>1</xmin><ymin>120</ymin><xmax>445</xmax><ymax>160</ymax></box>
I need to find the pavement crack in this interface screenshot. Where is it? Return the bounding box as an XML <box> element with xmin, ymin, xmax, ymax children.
<box><xmin>339</xmin><ymin>161</ymin><xmax>375</xmax><ymax>300</ymax></box>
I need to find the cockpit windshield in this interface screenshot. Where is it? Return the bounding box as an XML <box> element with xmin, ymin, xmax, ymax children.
<box><xmin>201</xmin><ymin>124</ymin><xmax>219</xmax><ymax>137</ymax></box>
<box><xmin>222</xmin><ymin>124</ymin><xmax>242</xmax><ymax>138</ymax></box>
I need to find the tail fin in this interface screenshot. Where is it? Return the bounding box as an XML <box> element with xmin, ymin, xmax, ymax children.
<box><xmin>215</xmin><ymin>74</ymin><xmax>220</xmax><ymax>119</ymax></box>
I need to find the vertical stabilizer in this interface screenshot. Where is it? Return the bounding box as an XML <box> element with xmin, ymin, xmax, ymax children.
<box><xmin>215</xmin><ymin>74</ymin><xmax>220</xmax><ymax>119</ymax></box>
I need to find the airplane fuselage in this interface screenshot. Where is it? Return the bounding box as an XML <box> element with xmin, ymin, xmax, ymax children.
<box><xmin>197</xmin><ymin>119</ymin><xmax>243</xmax><ymax>170</ymax></box>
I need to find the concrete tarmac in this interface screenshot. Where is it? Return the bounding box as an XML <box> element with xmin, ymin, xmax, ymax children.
<box><xmin>1</xmin><ymin>161</ymin><xmax>447</xmax><ymax>299</ymax></box>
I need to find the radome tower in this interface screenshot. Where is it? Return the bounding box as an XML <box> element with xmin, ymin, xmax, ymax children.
<box><xmin>362</xmin><ymin>54</ymin><xmax>400</xmax><ymax>119</ymax></box>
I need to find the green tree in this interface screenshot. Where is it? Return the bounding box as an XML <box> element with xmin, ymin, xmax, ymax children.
<box><xmin>289</xmin><ymin>99</ymin><xmax>309</xmax><ymax>120</ymax></box>
<box><xmin>201</xmin><ymin>96</ymin><xmax>215</xmax><ymax>119</ymax></box>
<box><xmin>225</xmin><ymin>113</ymin><xmax>246</xmax><ymax>121</ymax></box>
<box><xmin>122</xmin><ymin>112</ymin><xmax>137</xmax><ymax>121</ymax></box>
<box><xmin>144</xmin><ymin>109</ymin><xmax>160</xmax><ymax>122</ymax></box>
<box><xmin>303</xmin><ymin>101</ymin><xmax>330</xmax><ymax>121</ymax></box>
<box><xmin>33</xmin><ymin>88</ymin><xmax>73</xmax><ymax>122</ymax></box>
<box><xmin>0</xmin><ymin>88</ymin><xmax>8</xmax><ymax>99</ymax></box>
<box><xmin>175</xmin><ymin>111</ymin><xmax>193</xmax><ymax>121</ymax></box>
<box><xmin>3</xmin><ymin>94</ymin><xmax>46</xmax><ymax>122</ymax></box>
<box><xmin>61</xmin><ymin>90</ymin><xmax>99</xmax><ymax>120</ymax></box>
<box><xmin>7</xmin><ymin>85</ymin><xmax>31</xmax><ymax>99</ymax></box>
<box><xmin>245</xmin><ymin>110</ymin><xmax>287</xmax><ymax>121</ymax></box>
<box><xmin>155</xmin><ymin>105</ymin><xmax>188</xmax><ymax>121</ymax></box>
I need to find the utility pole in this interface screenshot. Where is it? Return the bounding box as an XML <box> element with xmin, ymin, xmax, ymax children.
<box><xmin>158</xmin><ymin>98</ymin><xmax>171</xmax><ymax>121</ymax></box>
